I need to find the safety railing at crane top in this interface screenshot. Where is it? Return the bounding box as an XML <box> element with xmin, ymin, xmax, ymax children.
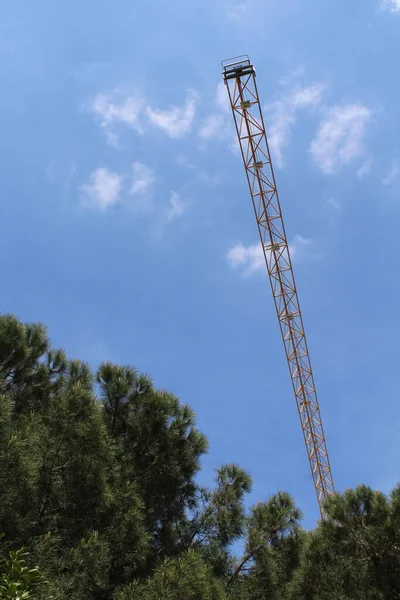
<box><xmin>222</xmin><ymin>55</ymin><xmax>255</xmax><ymax>81</ymax></box>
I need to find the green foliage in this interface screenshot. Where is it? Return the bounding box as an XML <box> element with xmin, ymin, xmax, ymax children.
<box><xmin>97</xmin><ymin>361</ymin><xmax>209</xmax><ymax>565</ymax></box>
<box><xmin>227</xmin><ymin>492</ymin><xmax>304</xmax><ymax>600</ymax></box>
<box><xmin>0</xmin><ymin>313</ymin><xmax>399</xmax><ymax>599</ymax></box>
<box><xmin>114</xmin><ymin>550</ymin><xmax>227</xmax><ymax>600</ymax></box>
<box><xmin>41</xmin><ymin>532</ymin><xmax>111</xmax><ymax>600</ymax></box>
<box><xmin>290</xmin><ymin>485</ymin><xmax>400</xmax><ymax>599</ymax></box>
<box><xmin>0</xmin><ymin>548</ymin><xmax>46</xmax><ymax>599</ymax></box>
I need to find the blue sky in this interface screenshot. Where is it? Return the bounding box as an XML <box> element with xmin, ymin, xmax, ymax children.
<box><xmin>1</xmin><ymin>0</ymin><xmax>400</xmax><ymax>527</ymax></box>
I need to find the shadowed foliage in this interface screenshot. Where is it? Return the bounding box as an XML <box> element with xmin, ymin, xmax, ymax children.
<box><xmin>0</xmin><ymin>314</ymin><xmax>399</xmax><ymax>599</ymax></box>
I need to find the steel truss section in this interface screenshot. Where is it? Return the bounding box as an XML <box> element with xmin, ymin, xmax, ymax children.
<box><xmin>222</xmin><ymin>57</ymin><xmax>334</xmax><ymax>516</ymax></box>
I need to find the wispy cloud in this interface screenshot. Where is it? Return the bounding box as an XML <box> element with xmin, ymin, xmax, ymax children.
<box><xmin>310</xmin><ymin>104</ymin><xmax>372</xmax><ymax>174</ymax></box>
<box><xmin>131</xmin><ymin>162</ymin><xmax>155</xmax><ymax>195</ymax></box>
<box><xmin>325</xmin><ymin>197</ymin><xmax>341</xmax><ymax>210</ymax></box>
<box><xmin>289</xmin><ymin>234</ymin><xmax>313</xmax><ymax>259</ymax></box>
<box><xmin>176</xmin><ymin>155</ymin><xmax>197</xmax><ymax>170</ymax></box>
<box><xmin>227</xmin><ymin>235</ymin><xmax>314</xmax><ymax>275</ymax></box>
<box><xmin>357</xmin><ymin>156</ymin><xmax>373</xmax><ymax>179</ymax></box>
<box><xmin>147</xmin><ymin>91</ymin><xmax>198</xmax><ymax>138</ymax></box>
<box><xmin>278</xmin><ymin>68</ymin><xmax>306</xmax><ymax>86</ymax></box>
<box><xmin>129</xmin><ymin>162</ymin><xmax>156</xmax><ymax>213</ymax></box>
<box><xmin>382</xmin><ymin>162</ymin><xmax>400</xmax><ymax>192</ymax></box>
<box><xmin>176</xmin><ymin>155</ymin><xmax>220</xmax><ymax>185</ymax></box>
<box><xmin>80</xmin><ymin>162</ymin><xmax>157</xmax><ymax>215</ymax></box>
<box><xmin>216</xmin><ymin>81</ymin><xmax>230</xmax><ymax>113</ymax></box>
<box><xmin>226</xmin><ymin>1</ymin><xmax>252</xmax><ymax>20</ymax></box>
<box><xmin>197</xmin><ymin>82</ymin><xmax>232</xmax><ymax>143</ymax></box>
<box><xmin>91</xmin><ymin>88</ymin><xmax>199</xmax><ymax>142</ymax></box>
<box><xmin>199</xmin><ymin>114</ymin><xmax>225</xmax><ymax>140</ymax></box>
<box><xmin>167</xmin><ymin>191</ymin><xmax>187</xmax><ymax>221</ymax></box>
<box><xmin>266</xmin><ymin>83</ymin><xmax>325</xmax><ymax>167</ymax></box>
<box><xmin>91</xmin><ymin>90</ymin><xmax>144</xmax><ymax>134</ymax></box>
<box><xmin>381</xmin><ymin>0</ymin><xmax>400</xmax><ymax>12</ymax></box>
<box><xmin>227</xmin><ymin>242</ymin><xmax>264</xmax><ymax>274</ymax></box>
<box><xmin>105</xmin><ymin>131</ymin><xmax>121</xmax><ymax>148</ymax></box>
<box><xmin>81</xmin><ymin>168</ymin><xmax>123</xmax><ymax>210</ymax></box>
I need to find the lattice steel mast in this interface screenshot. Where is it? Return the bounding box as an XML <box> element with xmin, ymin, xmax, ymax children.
<box><xmin>222</xmin><ymin>56</ymin><xmax>334</xmax><ymax>516</ymax></box>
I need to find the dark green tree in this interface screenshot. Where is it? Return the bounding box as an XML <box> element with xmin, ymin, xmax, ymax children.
<box><xmin>114</xmin><ymin>550</ymin><xmax>227</xmax><ymax>600</ymax></box>
<box><xmin>1</xmin><ymin>314</ymin><xmax>400</xmax><ymax>600</ymax></box>
<box><xmin>227</xmin><ymin>492</ymin><xmax>303</xmax><ymax>600</ymax></box>
<box><xmin>178</xmin><ymin>464</ymin><xmax>252</xmax><ymax>579</ymax></box>
<box><xmin>97</xmin><ymin>362</ymin><xmax>208</xmax><ymax>564</ymax></box>
<box><xmin>291</xmin><ymin>485</ymin><xmax>400</xmax><ymax>599</ymax></box>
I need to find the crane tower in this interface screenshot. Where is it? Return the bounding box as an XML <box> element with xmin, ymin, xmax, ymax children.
<box><xmin>222</xmin><ymin>55</ymin><xmax>334</xmax><ymax>516</ymax></box>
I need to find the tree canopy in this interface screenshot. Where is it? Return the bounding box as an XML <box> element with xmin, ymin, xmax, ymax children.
<box><xmin>0</xmin><ymin>314</ymin><xmax>399</xmax><ymax>599</ymax></box>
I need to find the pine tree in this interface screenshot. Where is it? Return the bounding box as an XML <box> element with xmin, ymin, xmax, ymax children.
<box><xmin>1</xmin><ymin>314</ymin><xmax>400</xmax><ymax>599</ymax></box>
<box><xmin>114</xmin><ymin>550</ymin><xmax>227</xmax><ymax>600</ymax></box>
<box><xmin>227</xmin><ymin>491</ymin><xmax>303</xmax><ymax>600</ymax></box>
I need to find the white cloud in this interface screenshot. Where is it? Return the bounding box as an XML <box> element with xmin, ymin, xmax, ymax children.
<box><xmin>227</xmin><ymin>243</ymin><xmax>264</xmax><ymax>274</ymax></box>
<box><xmin>266</xmin><ymin>83</ymin><xmax>325</xmax><ymax>167</ymax></box>
<box><xmin>176</xmin><ymin>155</ymin><xmax>197</xmax><ymax>170</ymax></box>
<box><xmin>325</xmin><ymin>197</ymin><xmax>341</xmax><ymax>210</ymax></box>
<box><xmin>357</xmin><ymin>156</ymin><xmax>373</xmax><ymax>179</ymax></box>
<box><xmin>227</xmin><ymin>1</ymin><xmax>251</xmax><ymax>19</ymax></box>
<box><xmin>381</xmin><ymin>0</ymin><xmax>400</xmax><ymax>12</ymax></box>
<box><xmin>291</xmin><ymin>85</ymin><xmax>325</xmax><ymax>109</ymax></box>
<box><xmin>227</xmin><ymin>235</ymin><xmax>314</xmax><ymax>275</ymax></box>
<box><xmin>91</xmin><ymin>90</ymin><xmax>144</xmax><ymax>134</ymax></box>
<box><xmin>146</xmin><ymin>91</ymin><xmax>198</xmax><ymax>138</ymax></box>
<box><xmin>197</xmin><ymin>82</ymin><xmax>232</xmax><ymax>142</ymax></box>
<box><xmin>278</xmin><ymin>68</ymin><xmax>306</xmax><ymax>87</ymax></box>
<box><xmin>230</xmin><ymin>136</ymin><xmax>241</xmax><ymax>155</ymax></box>
<box><xmin>105</xmin><ymin>131</ymin><xmax>120</xmax><ymax>148</ymax></box>
<box><xmin>216</xmin><ymin>81</ymin><xmax>230</xmax><ymax>113</ymax></box>
<box><xmin>131</xmin><ymin>162</ymin><xmax>155</xmax><ymax>195</ymax></box>
<box><xmin>199</xmin><ymin>114</ymin><xmax>225</xmax><ymax>140</ymax></box>
<box><xmin>289</xmin><ymin>234</ymin><xmax>312</xmax><ymax>258</ymax></box>
<box><xmin>81</xmin><ymin>168</ymin><xmax>123</xmax><ymax>210</ymax></box>
<box><xmin>382</xmin><ymin>162</ymin><xmax>400</xmax><ymax>189</ymax></box>
<box><xmin>167</xmin><ymin>191</ymin><xmax>187</xmax><ymax>221</ymax></box>
<box><xmin>90</xmin><ymin>87</ymin><xmax>199</xmax><ymax>143</ymax></box>
<box><xmin>310</xmin><ymin>104</ymin><xmax>372</xmax><ymax>174</ymax></box>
